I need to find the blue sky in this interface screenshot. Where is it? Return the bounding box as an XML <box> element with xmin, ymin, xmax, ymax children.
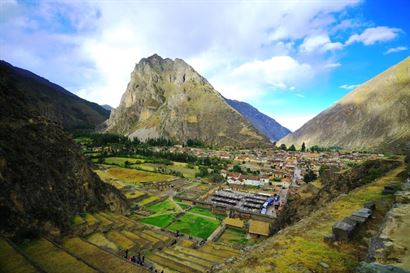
<box><xmin>1</xmin><ymin>0</ymin><xmax>409</xmax><ymax>131</ymax></box>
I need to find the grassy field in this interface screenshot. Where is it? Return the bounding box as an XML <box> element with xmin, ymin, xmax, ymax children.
<box><xmin>139</xmin><ymin>213</ymin><xmax>177</xmax><ymax>228</ymax></box>
<box><xmin>124</xmin><ymin>190</ymin><xmax>146</xmax><ymax>200</ymax></box>
<box><xmin>0</xmin><ymin>239</ymin><xmax>38</xmax><ymax>273</ymax></box>
<box><xmin>189</xmin><ymin>206</ymin><xmax>215</xmax><ymax>217</ymax></box>
<box><xmin>218</xmin><ymin>228</ymin><xmax>249</xmax><ymax>246</ymax></box>
<box><xmin>146</xmin><ymin>198</ymin><xmax>178</xmax><ymax>214</ymax></box>
<box><xmin>86</xmin><ymin>233</ymin><xmax>118</xmax><ymax>252</ymax></box>
<box><xmin>137</xmin><ymin>195</ymin><xmax>160</xmax><ymax>206</ymax></box>
<box><xmin>19</xmin><ymin>239</ymin><xmax>96</xmax><ymax>273</ymax></box>
<box><xmin>63</xmin><ymin>238</ymin><xmax>141</xmax><ymax>273</ymax></box>
<box><xmin>168</xmin><ymin>213</ymin><xmax>220</xmax><ymax>239</ymax></box>
<box><xmin>95</xmin><ymin>167</ymin><xmax>174</xmax><ymax>183</ymax></box>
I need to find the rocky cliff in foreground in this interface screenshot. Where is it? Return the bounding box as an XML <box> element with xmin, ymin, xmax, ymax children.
<box><xmin>280</xmin><ymin>57</ymin><xmax>410</xmax><ymax>152</ymax></box>
<box><xmin>0</xmin><ymin>61</ymin><xmax>110</xmax><ymax>131</ymax></box>
<box><xmin>105</xmin><ymin>54</ymin><xmax>269</xmax><ymax>147</ymax></box>
<box><xmin>226</xmin><ymin>98</ymin><xmax>290</xmax><ymax>141</ymax></box>
<box><xmin>0</xmin><ymin>74</ymin><xmax>128</xmax><ymax>240</ymax></box>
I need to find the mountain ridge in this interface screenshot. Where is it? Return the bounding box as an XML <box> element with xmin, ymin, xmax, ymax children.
<box><xmin>225</xmin><ymin>98</ymin><xmax>290</xmax><ymax>141</ymax></box>
<box><xmin>279</xmin><ymin>57</ymin><xmax>410</xmax><ymax>152</ymax></box>
<box><xmin>0</xmin><ymin>60</ymin><xmax>110</xmax><ymax>131</ymax></box>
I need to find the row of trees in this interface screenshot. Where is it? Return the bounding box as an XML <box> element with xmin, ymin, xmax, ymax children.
<box><xmin>277</xmin><ymin>143</ymin><xmax>343</xmax><ymax>152</ymax></box>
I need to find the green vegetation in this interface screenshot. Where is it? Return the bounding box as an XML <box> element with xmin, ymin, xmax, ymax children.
<box><xmin>218</xmin><ymin>228</ymin><xmax>249</xmax><ymax>246</ymax></box>
<box><xmin>189</xmin><ymin>206</ymin><xmax>216</xmax><ymax>218</ymax></box>
<box><xmin>303</xmin><ymin>169</ymin><xmax>317</xmax><ymax>183</ymax></box>
<box><xmin>168</xmin><ymin>213</ymin><xmax>219</xmax><ymax>239</ymax></box>
<box><xmin>139</xmin><ymin>213</ymin><xmax>177</xmax><ymax>228</ymax></box>
<box><xmin>146</xmin><ymin>199</ymin><xmax>178</xmax><ymax>214</ymax></box>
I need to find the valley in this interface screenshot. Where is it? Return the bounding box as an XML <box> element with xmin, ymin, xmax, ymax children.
<box><xmin>1</xmin><ymin>28</ymin><xmax>409</xmax><ymax>273</ymax></box>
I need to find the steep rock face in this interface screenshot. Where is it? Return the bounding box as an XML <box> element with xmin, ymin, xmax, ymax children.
<box><xmin>0</xmin><ymin>61</ymin><xmax>110</xmax><ymax>131</ymax></box>
<box><xmin>280</xmin><ymin>57</ymin><xmax>410</xmax><ymax>152</ymax></box>
<box><xmin>105</xmin><ymin>54</ymin><xmax>269</xmax><ymax>147</ymax></box>
<box><xmin>0</xmin><ymin>76</ymin><xmax>128</xmax><ymax>240</ymax></box>
<box><xmin>226</xmin><ymin>98</ymin><xmax>290</xmax><ymax>141</ymax></box>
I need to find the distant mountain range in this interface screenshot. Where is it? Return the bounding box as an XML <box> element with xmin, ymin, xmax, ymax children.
<box><xmin>226</xmin><ymin>99</ymin><xmax>290</xmax><ymax>141</ymax></box>
<box><xmin>0</xmin><ymin>61</ymin><xmax>110</xmax><ymax>131</ymax></box>
<box><xmin>105</xmin><ymin>54</ymin><xmax>276</xmax><ymax>147</ymax></box>
<box><xmin>280</xmin><ymin>57</ymin><xmax>410</xmax><ymax>152</ymax></box>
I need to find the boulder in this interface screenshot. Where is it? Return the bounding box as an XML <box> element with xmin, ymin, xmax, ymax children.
<box><xmin>332</xmin><ymin>221</ymin><xmax>356</xmax><ymax>241</ymax></box>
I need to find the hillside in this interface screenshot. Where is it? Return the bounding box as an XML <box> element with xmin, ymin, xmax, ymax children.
<box><xmin>105</xmin><ymin>54</ymin><xmax>269</xmax><ymax>147</ymax></box>
<box><xmin>0</xmin><ymin>75</ymin><xmax>127</xmax><ymax>240</ymax></box>
<box><xmin>280</xmin><ymin>57</ymin><xmax>410</xmax><ymax>152</ymax></box>
<box><xmin>0</xmin><ymin>61</ymin><xmax>110</xmax><ymax>131</ymax></box>
<box><xmin>226</xmin><ymin>98</ymin><xmax>290</xmax><ymax>141</ymax></box>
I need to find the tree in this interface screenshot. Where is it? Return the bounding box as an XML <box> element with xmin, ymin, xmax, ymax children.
<box><xmin>208</xmin><ymin>173</ymin><xmax>225</xmax><ymax>183</ymax></box>
<box><xmin>195</xmin><ymin>166</ymin><xmax>209</xmax><ymax>177</ymax></box>
<box><xmin>231</xmin><ymin>164</ymin><xmax>242</xmax><ymax>173</ymax></box>
<box><xmin>301</xmin><ymin>142</ymin><xmax>306</xmax><ymax>152</ymax></box>
<box><xmin>304</xmin><ymin>169</ymin><xmax>317</xmax><ymax>183</ymax></box>
<box><xmin>288</xmin><ymin>144</ymin><xmax>296</xmax><ymax>151</ymax></box>
<box><xmin>279</xmin><ymin>144</ymin><xmax>287</xmax><ymax>151</ymax></box>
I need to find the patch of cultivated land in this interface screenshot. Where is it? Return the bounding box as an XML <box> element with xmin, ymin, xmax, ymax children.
<box><xmin>218</xmin><ymin>228</ymin><xmax>249</xmax><ymax>246</ymax></box>
<box><xmin>219</xmin><ymin>161</ymin><xmax>406</xmax><ymax>273</ymax></box>
<box><xmin>0</xmin><ymin>239</ymin><xmax>39</xmax><ymax>273</ymax></box>
<box><xmin>168</xmin><ymin>213</ymin><xmax>220</xmax><ymax>239</ymax></box>
<box><xmin>19</xmin><ymin>238</ymin><xmax>97</xmax><ymax>273</ymax></box>
<box><xmin>95</xmin><ymin>166</ymin><xmax>174</xmax><ymax>183</ymax></box>
<box><xmin>140</xmin><ymin>213</ymin><xmax>178</xmax><ymax>228</ymax></box>
<box><xmin>146</xmin><ymin>198</ymin><xmax>179</xmax><ymax>214</ymax></box>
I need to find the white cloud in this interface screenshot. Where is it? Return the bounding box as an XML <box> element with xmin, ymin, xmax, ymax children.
<box><xmin>0</xmin><ymin>0</ymin><xmax>364</xmax><ymax>106</ymax></box>
<box><xmin>339</xmin><ymin>84</ymin><xmax>360</xmax><ymax>90</ymax></box>
<box><xmin>384</xmin><ymin>46</ymin><xmax>408</xmax><ymax>55</ymax></box>
<box><xmin>273</xmin><ymin>113</ymin><xmax>318</xmax><ymax>132</ymax></box>
<box><xmin>210</xmin><ymin>56</ymin><xmax>314</xmax><ymax>100</ymax></box>
<box><xmin>300</xmin><ymin>34</ymin><xmax>343</xmax><ymax>53</ymax></box>
<box><xmin>346</xmin><ymin>26</ymin><xmax>401</xmax><ymax>46</ymax></box>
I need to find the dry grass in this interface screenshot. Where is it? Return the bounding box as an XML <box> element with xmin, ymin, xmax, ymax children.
<box><xmin>0</xmin><ymin>239</ymin><xmax>38</xmax><ymax>273</ymax></box>
<box><xmin>86</xmin><ymin>232</ymin><xmax>118</xmax><ymax>252</ymax></box>
<box><xmin>95</xmin><ymin>167</ymin><xmax>174</xmax><ymax>183</ymax></box>
<box><xmin>19</xmin><ymin>238</ymin><xmax>96</xmax><ymax>273</ymax></box>
<box><xmin>63</xmin><ymin>237</ymin><xmax>146</xmax><ymax>273</ymax></box>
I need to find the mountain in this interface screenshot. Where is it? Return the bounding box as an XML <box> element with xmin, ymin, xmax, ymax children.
<box><xmin>0</xmin><ymin>74</ymin><xmax>127</xmax><ymax>239</ymax></box>
<box><xmin>101</xmin><ymin>104</ymin><xmax>114</xmax><ymax>111</ymax></box>
<box><xmin>0</xmin><ymin>61</ymin><xmax>110</xmax><ymax>131</ymax></box>
<box><xmin>280</xmin><ymin>57</ymin><xmax>410</xmax><ymax>152</ymax></box>
<box><xmin>105</xmin><ymin>54</ymin><xmax>269</xmax><ymax>147</ymax></box>
<box><xmin>226</xmin><ymin>99</ymin><xmax>290</xmax><ymax>141</ymax></box>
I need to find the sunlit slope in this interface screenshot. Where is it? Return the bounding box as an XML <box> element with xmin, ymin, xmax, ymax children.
<box><xmin>280</xmin><ymin>57</ymin><xmax>410</xmax><ymax>152</ymax></box>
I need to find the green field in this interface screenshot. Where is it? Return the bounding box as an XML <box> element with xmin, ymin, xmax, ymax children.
<box><xmin>146</xmin><ymin>199</ymin><xmax>178</xmax><ymax>214</ymax></box>
<box><xmin>176</xmin><ymin>201</ymin><xmax>191</xmax><ymax>210</ymax></box>
<box><xmin>139</xmin><ymin>213</ymin><xmax>177</xmax><ymax>228</ymax></box>
<box><xmin>189</xmin><ymin>206</ymin><xmax>215</xmax><ymax>217</ymax></box>
<box><xmin>168</xmin><ymin>213</ymin><xmax>220</xmax><ymax>239</ymax></box>
<box><xmin>218</xmin><ymin>228</ymin><xmax>249</xmax><ymax>246</ymax></box>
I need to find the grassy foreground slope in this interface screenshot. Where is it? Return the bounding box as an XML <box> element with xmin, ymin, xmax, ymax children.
<box><xmin>219</xmin><ymin>160</ymin><xmax>406</xmax><ymax>273</ymax></box>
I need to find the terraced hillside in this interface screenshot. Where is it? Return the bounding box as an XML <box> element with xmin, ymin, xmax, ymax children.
<box><xmin>1</xmin><ymin>210</ymin><xmax>241</xmax><ymax>273</ymax></box>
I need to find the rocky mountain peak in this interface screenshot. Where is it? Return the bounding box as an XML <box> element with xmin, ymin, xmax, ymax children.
<box><xmin>105</xmin><ymin>55</ymin><xmax>269</xmax><ymax>147</ymax></box>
